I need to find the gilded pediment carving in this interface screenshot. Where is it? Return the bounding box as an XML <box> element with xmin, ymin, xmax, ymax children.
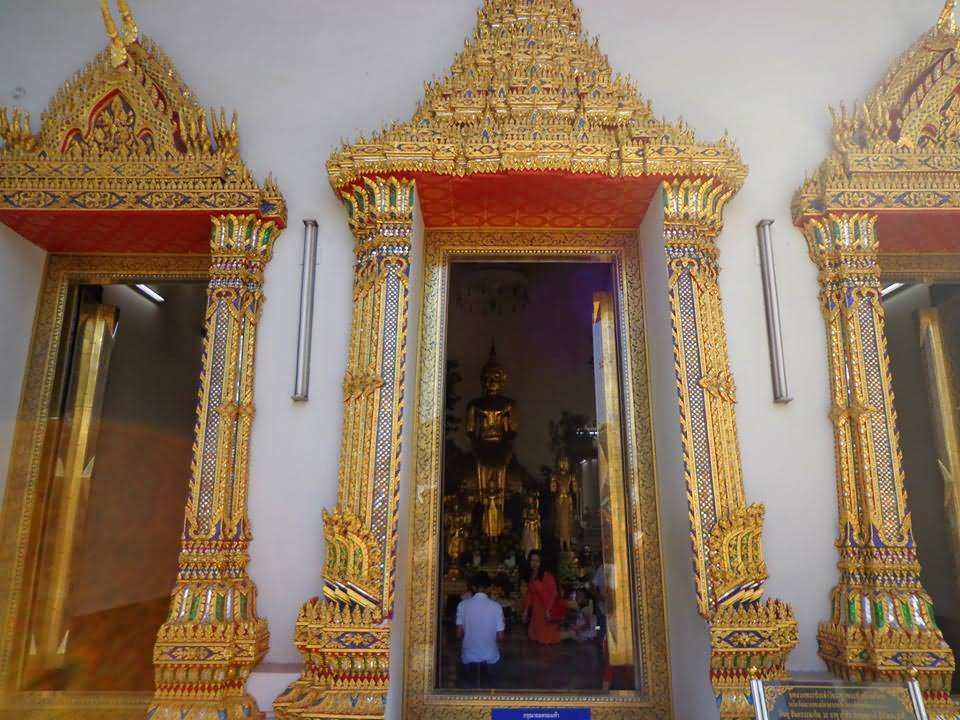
<box><xmin>794</xmin><ymin>0</ymin><xmax>960</xmax><ymax>220</ymax></box>
<box><xmin>327</xmin><ymin>0</ymin><xmax>745</xmax><ymax>192</ymax></box>
<box><xmin>0</xmin><ymin>0</ymin><xmax>284</xmax><ymax>225</ymax></box>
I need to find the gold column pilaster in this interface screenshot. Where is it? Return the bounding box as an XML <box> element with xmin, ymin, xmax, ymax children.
<box><xmin>147</xmin><ymin>213</ymin><xmax>280</xmax><ymax>720</ymax></box>
<box><xmin>663</xmin><ymin>178</ymin><xmax>797</xmax><ymax>719</ymax></box>
<box><xmin>801</xmin><ymin>212</ymin><xmax>955</xmax><ymax>715</ymax></box>
<box><xmin>274</xmin><ymin>176</ymin><xmax>415</xmax><ymax>720</ymax></box>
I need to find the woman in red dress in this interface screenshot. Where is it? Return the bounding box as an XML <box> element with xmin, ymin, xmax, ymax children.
<box><xmin>522</xmin><ymin>550</ymin><xmax>561</xmax><ymax>645</ymax></box>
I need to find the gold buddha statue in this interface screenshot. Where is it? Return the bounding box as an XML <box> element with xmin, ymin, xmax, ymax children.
<box><xmin>444</xmin><ymin>495</ymin><xmax>471</xmax><ymax>579</ymax></box>
<box><xmin>465</xmin><ymin>344</ymin><xmax>516</xmax><ymax>540</ymax></box>
<box><xmin>521</xmin><ymin>491</ymin><xmax>542</xmax><ymax>557</ymax></box>
<box><xmin>551</xmin><ymin>454</ymin><xmax>578</xmax><ymax>553</ymax></box>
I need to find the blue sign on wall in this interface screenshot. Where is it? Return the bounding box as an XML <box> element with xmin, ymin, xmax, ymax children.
<box><xmin>491</xmin><ymin>710</ymin><xmax>590</xmax><ymax>720</ymax></box>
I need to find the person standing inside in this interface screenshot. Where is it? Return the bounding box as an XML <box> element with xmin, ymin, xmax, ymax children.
<box><xmin>456</xmin><ymin>571</ymin><xmax>505</xmax><ymax>688</ymax></box>
<box><xmin>522</xmin><ymin>549</ymin><xmax>562</xmax><ymax>645</ymax></box>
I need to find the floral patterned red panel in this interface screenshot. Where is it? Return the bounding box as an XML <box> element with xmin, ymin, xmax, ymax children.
<box><xmin>410</xmin><ymin>171</ymin><xmax>663</xmax><ymax>229</ymax></box>
<box><xmin>0</xmin><ymin>210</ymin><xmax>213</xmax><ymax>254</ymax></box>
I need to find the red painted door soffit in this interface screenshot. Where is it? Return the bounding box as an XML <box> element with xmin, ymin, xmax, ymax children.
<box><xmin>877</xmin><ymin>211</ymin><xmax>960</xmax><ymax>254</ymax></box>
<box><xmin>403</xmin><ymin>171</ymin><xmax>663</xmax><ymax>229</ymax></box>
<box><xmin>0</xmin><ymin>209</ymin><xmax>214</xmax><ymax>254</ymax></box>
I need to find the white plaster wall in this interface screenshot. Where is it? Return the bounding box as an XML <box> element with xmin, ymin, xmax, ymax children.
<box><xmin>0</xmin><ymin>224</ymin><xmax>45</xmax><ymax>504</ymax></box>
<box><xmin>0</xmin><ymin>0</ymin><xmax>954</xmax><ymax>717</ymax></box>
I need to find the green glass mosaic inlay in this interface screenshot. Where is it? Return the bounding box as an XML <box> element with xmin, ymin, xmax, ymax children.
<box><xmin>189</xmin><ymin>595</ymin><xmax>201</xmax><ymax>621</ymax></box>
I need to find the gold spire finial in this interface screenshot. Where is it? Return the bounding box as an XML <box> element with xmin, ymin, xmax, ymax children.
<box><xmin>98</xmin><ymin>0</ymin><xmax>127</xmax><ymax>67</ymax></box>
<box><xmin>938</xmin><ymin>0</ymin><xmax>957</xmax><ymax>34</ymax></box>
<box><xmin>116</xmin><ymin>0</ymin><xmax>139</xmax><ymax>44</ymax></box>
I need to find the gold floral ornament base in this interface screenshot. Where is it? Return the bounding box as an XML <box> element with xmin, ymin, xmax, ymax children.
<box><xmin>707</xmin><ymin>507</ymin><xmax>798</xmax><ymax>718</ymax></box>
<box><xmin>275</xmin><ymin>178</ymin><xmax>414</xmax><ymax>720</ymax></box>
<box><xmin>710</xmin><ymin>601</ymin><xmax>798</xmax><ymax>719</ymax></box>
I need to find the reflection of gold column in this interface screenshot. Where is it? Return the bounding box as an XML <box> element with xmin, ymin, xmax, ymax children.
<box><xmin>275</xmin><ymin>177</ymin><xmax>414</xmax><ymax>720</ymax></box>
<box><xmin>801</xmin><ymin>213</ymin><xmax>955</xmax><ymax>715</ymax></box>
<box><xmin>919</xmin><ymin>307</ymin><xmax>960</xmax><ymax>608</ymax></box>
<box><xmin>663</xmin><ymin>179</ymin><xmax>797</xmax><ymax>719</ymax></box>
<box><xmin>591</xmin><ymin>292</ymin><xmax>634</xmax><ymax>668</ymax></box>
<box><xmin>148</xmin><ymin>214</ymin><xmax>280</xmax><ymax>720</ymax></box>
<box><xmin>30</xmin><ymin>305</ymin><xmax>118</xmax><ymax>674</ymax></box>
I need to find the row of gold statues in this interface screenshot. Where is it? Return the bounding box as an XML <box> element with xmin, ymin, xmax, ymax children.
<box><xmin>445</xmin><ymin>346</ymin><xmax>580</xmax><ymax>577</ymax></box>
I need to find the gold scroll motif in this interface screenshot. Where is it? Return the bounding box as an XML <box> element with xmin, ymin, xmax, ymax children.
<box><xmin>918</xmin><ymin>306</ymin><xmax>960</xmax><ymax>608</ymax></box>
<box><xmin>799</xmin><ymin>213</ymin><xmax>955</xmax><ymax>717</ymax></box>
<box><xmin>148</xmin><ymin>214</ymin><xmax>281</xmax><ymax>720</ymax></box>
<box><xmin>663</xmin><ymin>178</ymin><xmax>797</xmax><ymax>720</ymax></box>
<box><xmin>274</xmin><ymin>177</ymin><xmax>414</xmax><ymax>720</ymax></box>
<box><xmin>0</xmin><ymin>0</ymin><xmax>284</xmax><ymax>222</ymax></box>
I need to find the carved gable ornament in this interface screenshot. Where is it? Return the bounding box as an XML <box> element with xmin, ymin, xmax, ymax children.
<box><xmin>794</xmin><ymin>0</ymin><xmax>960</xmax><ymax>234</ymax></box>
<box><xmin>0</xmin><ymin>0</ymin><xmax>285</xmax><ymax>253</ymax></box>
<box><xmin>327</xmin><ymin>0</ymin><xmax>746</xmax><ymax>229</ymax></box>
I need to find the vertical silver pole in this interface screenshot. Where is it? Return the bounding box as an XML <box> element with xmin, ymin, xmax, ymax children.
<box><xmin>749</xmin><ymin>677</ymin><xmax>769</xmax><ymax>720</ymax></box>
<box><xmin>757</xmin><ymin>220</ymin><xmax>792</xmax><ymax>404</ymax></box>
<box><xmin>292</xmin><ymin>219</ymin><xmax>318</xmax><ymax>401</ymax></box>
<box><xmin>907</xmin><ymin>677</ymin><xmax>929</xmax><ymax>720</ymax></box>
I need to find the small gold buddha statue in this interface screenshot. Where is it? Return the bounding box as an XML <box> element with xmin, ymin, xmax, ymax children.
<box><xmin>465</xmin><ymin>343</ymin><xmax>516</xmax><ymax>540</ymax></box>
<box><xmin>550</xmin><ymin>454</ymin><xmax>578</xmax><ymax>553</ymax></box>
<box><xmin>444</xmin><ymin>496</ymin><xmax>471</xmax><ymax>579</ymax></box>
<box><xmin>521</xmin><ymin>491</ymin><xmax>542</xmax><ymax>557</ymax></box>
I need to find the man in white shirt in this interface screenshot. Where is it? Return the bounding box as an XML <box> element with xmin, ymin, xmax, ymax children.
<box><xmin>455</xmin><ymin>571</ymin><xmax>504</xmax><ymax>688</ymax></box>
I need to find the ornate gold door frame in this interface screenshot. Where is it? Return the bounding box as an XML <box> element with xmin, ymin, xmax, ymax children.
<box><xmin>0</xmin><ymin>3</ymin><xmax>286</xmax><ymax>717</ymax></box>
<box><xmin>0</xmin><ymin>254</ymin><xmax>209</xmax><ymax>720</ymax></box>
<box><xmin>792</xmin><ymin>5</ymin><xmax>960</xmax><ymax>714</ymax></box>
<box><xmin>279</xmin><ymin>1</ymin><xmax>797</xmax><ymax>716</ymax></box>
<box><xmin>403</xmin><ymin>229</ymin><xmax>670</xmax><ymax>719</ymax></box>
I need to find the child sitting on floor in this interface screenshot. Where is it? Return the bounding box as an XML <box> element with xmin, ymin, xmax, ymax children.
<box><xmin>560</xmin><ymin>589</ymin><xmax>597</xmax><ymax>643</ymax></box>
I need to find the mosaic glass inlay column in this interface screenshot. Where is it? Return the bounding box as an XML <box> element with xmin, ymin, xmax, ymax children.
<box><xmin>801</xmin><ymin>213</ymin><xmax>955</xmax><ymax>712</ymax></box>
<box><xmin>275</xmin><ymin>177</ymin><xmax>414</xmax><ymax>720</ymax></box>
<box><xmin>663</xmin><ymin>179</ymin><xmax>797</xmax><ymax>720</ymax></box>
<box><xmin>148</xmin><ymin>214</ymin><xmax>279</xmax><ymax>720</ymax></box>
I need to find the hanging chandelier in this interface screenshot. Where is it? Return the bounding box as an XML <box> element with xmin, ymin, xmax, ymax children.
<box><xmin>454</xmin><ymin>266</ymin><xmax>530</xmax><ymax>317</ymax></box>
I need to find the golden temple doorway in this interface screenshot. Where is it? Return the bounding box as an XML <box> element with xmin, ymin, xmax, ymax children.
<box><xmin>0</xmin><ymin>3</ymin><xmax>285</xmax><ymax>718</ymax></box>
<box><xmin>276</xmin><ymin>2</ymin><xmax>797</xmax><ymax>719</ymax></box>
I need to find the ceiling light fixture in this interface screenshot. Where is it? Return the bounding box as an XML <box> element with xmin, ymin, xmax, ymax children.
<box><xmin>880</xmin><ymin>283</ymin><xmax>905</xmax><ymax>299</ymax></box>
<box><xmin>130</xmin><ymin>284</ymin><xmax>165</xmax><ymax>304</ymax></box>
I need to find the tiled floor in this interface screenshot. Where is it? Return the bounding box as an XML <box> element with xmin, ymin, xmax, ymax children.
<box><xmin>441</xmin><ymin>624</ymin><xmax>610</xmax><ymax>691</ymax></box>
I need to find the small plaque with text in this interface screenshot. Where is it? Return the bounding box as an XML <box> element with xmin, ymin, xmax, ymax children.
<box><xmin>751</xmin><ymin>679</ymin><xmax>927</xmax><ymax>720</ymax></box>
<box><xmin>491</xmin><ymin>710</ymin><xmax>590</xmax><ymax>720</ymax></box>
